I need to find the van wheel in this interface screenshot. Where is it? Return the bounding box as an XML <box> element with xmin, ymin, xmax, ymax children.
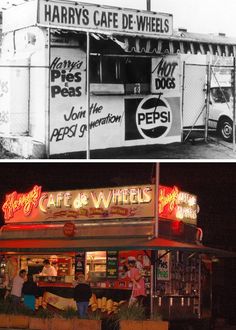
<box><xmin>218</xmin><ymin>118</ymin><xmax>233</xmax><ymax>142</ymax></box>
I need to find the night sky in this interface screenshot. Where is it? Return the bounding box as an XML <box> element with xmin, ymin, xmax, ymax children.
<box><xmin>0</xmin><ymin>162</ymin><xmax>235</xmax><ymax>251</ymax></box>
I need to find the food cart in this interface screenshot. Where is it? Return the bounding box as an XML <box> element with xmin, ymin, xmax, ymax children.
<box><xmin>1</xmin><ymin>0</ymin><xmax>236</xmax><ymax>158</ymax></box>
<box><xmin>0</xmin><ymin>182</ymin><xmax>228</xmax><ymax>320</ymax></box>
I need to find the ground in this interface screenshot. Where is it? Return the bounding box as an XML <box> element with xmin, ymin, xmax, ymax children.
<box><xmin>1</xmin><ymin>134</ymin><xmax>236</xmax><ymax>160</ymax></box>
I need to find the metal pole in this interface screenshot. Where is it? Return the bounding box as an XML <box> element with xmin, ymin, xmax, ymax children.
<box><xmin>147</xmin><ymin>0</ymin><xmax>151</xmax><ymax>11</ymax></box>
<box><xmin>47</xmin><ymin>27</ymin><xmax>51</xmax><ymax>159</ymax></box>
<box><xmin>233</xmin><ymin>57</ymin><xmax>236</xmax><ymax>152</ymax></box>
<box><xmin>198</xmin><ymin>257</ymin><xmax>201</xmax><ymax>319</ymax></box>
<box><xmin>86</xmin><ymin>32</ymin><xmax>90</xmax><ymax>159</ymax></box>
<box><xmin>204</xmin><ymin>62</ymin><xmax>211</xmax><ymax>142</ymax></box>
<box><xmin>150</xmin><ymin>263</ymin><xmax>154</xmax><ymax>317</ymax></box>
<box><xmin>154</xmin><ymin>163</ymin><xmax>160</xmax><ymax>238</ymax></box>
<box><xmin>181</xmin><ymin>61</ymin><xmax>186</xmax><ymax>142</ymax></box>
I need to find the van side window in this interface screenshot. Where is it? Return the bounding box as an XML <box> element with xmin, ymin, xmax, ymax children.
<box><xmin>211</xmin><ymin>87</ymin><xmax>231</xmax><ymax>103</ymax></box>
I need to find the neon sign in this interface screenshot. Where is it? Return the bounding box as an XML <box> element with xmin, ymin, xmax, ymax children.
<box><xmin>2</xmin><ymin>184</ymin><xmax>198</xmax><ymax>225</ymax></box>
<box><xmin>2</xmin><ymin>185</ymin><xmax>154</xmax><ymax>223</ymax></box>
<box><xmin>38</xmin><ymin>187</ymin><xmax>152</xmax><ymax>213</ymax></box>
<box><xmin>2</xmin><ymin>185</ymin><xmax>42</xmax><ymax>221</ymax></box>
<box><xmin>159</xmin><ymin>185</ymin><xmax>198</xmax><ymax>225</ymax></box>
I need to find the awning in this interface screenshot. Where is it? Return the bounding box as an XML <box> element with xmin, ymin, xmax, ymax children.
<box><xmin>0</xmin><ymin>237</ymin><xmax>235</xmax><ymax>257</ymax></box>
<box><xmin>52</xmin><ymin>29</ymin><xmax>236</xmax><ymax>56</ymax></box>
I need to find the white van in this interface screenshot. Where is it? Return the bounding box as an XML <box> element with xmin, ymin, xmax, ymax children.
<box><xmin>209</xmin><ymin>75</ymin><xmax>233</xmax><ymax>142</ymax></box>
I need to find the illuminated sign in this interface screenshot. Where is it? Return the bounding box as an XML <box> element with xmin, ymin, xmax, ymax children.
<box><xmin>159</xmin><ymin>185</ymin><xmax>198</xmax><ymax>225</ymax></box>
<box><xmin>2</xmin><ymin>184</ymin><xmax>198</xmax><ymax>225</ymax></box>
<box><xmin>2</xmin><ymin>185</ymin><xmax>154</xmax><ymax>223</ymax></box>
<box><xmin>38</xmin><ymin>0</ymin><xmax>173</xmax><ymax>37</ymax></box>
<box><xmin>2</xmin><ymin>185</ymin><xmax>42</xmax><ymax>220</ymax></box>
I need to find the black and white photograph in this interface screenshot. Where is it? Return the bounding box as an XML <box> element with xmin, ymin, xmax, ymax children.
<box><xmin>0</xmin><ymin>1</ymin><xmax>236</xmax><ymax>330</ymax></box>
<box><xmin>1</xmin><ymin>0</ymin><xmax>236</xmax><ymax>158</ymax></box>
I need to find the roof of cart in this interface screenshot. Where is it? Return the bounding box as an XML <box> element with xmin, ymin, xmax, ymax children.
<box><xmin>1</xmin><ymin>0</ymin><xmax>236</xmax><ymax>45</ymax></box>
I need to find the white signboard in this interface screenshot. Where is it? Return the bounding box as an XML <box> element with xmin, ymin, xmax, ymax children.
<box><xmin>151</xmin><ymin>55</ymin><xmax>180</xmax><ymax>97</ymax></box>
<box><xmin>38</xmin><ymin>0</ymin><xmax>173</xmax><ymax>37</ymax></box>
<box><xmin>49</xmin><ymin>47</ymin><xmax>123</xmax><ymax>154</ymax></box>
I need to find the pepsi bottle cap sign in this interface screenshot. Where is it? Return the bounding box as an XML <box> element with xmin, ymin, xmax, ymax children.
<box><xmin>136</xmin><ymin>96</ymin><xmax>172</xmax><ymax>139</ymax></box>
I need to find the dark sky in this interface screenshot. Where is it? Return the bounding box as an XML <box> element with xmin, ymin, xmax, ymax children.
<box><xmin>0</xmin><ymin>162</ymin><xmax>235</xmax><ymax>250</ymax></box>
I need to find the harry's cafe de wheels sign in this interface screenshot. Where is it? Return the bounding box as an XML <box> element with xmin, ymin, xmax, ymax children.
<box><xmin>2</xmin><ymin>185</ymin><xmax>198</xmax><ymax>227</ymax></box>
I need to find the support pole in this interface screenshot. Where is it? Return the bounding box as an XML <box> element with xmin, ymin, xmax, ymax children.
<box><xmin>233</xmin><ymin>57</ymin><xmax>236</xmax><ymax>152</ymax></box>
<box><xmin>47</xmin><ymin>27</ymin><xmax>51</xmax><ymax>159</ymax></box>
<box><xmin>150</xmin><ymin>163</ymin><xmax>160</xmax><ymax>318</ymax></box>
<box><xmin>86</xmin><ymin>32</ymin><xmax>90</xmax><ymax>159</ymax></box>
<box><xmin>204</xmin><ymin>62</ymin><xmax>211</xmax><ymax>142</ymax></box>
<box><xmin>150</xmin><ymin>263</ymin><xmax>154</xmax><ymax>317</ymax></box>
<box><xmin>154</xmin><ymin>163</ymin><xmax>160</xmax><ymax>238</ymax></box>
<box><xmin>147</xmin><ymin>0</ymin><xmax>151</xmax><ymax>11</ymax></box>
<box><xmin>181</xmin><ymin>61</ymin><xmax>186</xmax><ymax>142</ymax></box>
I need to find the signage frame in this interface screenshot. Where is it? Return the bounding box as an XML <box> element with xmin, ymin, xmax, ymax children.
<box><xmin>2</xmin><ymin>184</ymin><xmax>155</xmax><ymax>224</ymax></box>
<box><xmin>37</xmin><ymin>0</ymin><xmax>173</xmax><ymax>38</ymax></box>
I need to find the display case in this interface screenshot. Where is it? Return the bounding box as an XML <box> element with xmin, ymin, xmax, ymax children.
<box><xmin>0</xmin><ymin>256</ymin><xmax>6</xmax><ymax>289</ymax></box>
<box><xmin>87</xmin><ymin>251</ymin><xmax>107</xmax><ymax>282</ymax></box>
<box><xmin>57</xmin><ymin>257</ymin><xmax>72</xmax><ymax>276</ymax></box>
<box><xmin>155</xmin><ymin>251</ymin><xmax>200</xmax><ymax>320</ymax></box>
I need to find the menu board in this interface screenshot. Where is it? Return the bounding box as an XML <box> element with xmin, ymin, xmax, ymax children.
<box><xmin>106</xmin><ymin>251</ymin><xmax>119</xmax><ymax>279</ymax></box>
<box><xmin>75</xmin><ymin>252</ymin><xmax>85</xmax><ymax>274</ymax></box>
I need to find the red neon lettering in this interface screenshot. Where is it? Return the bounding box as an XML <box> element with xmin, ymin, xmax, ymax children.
<box><xmin>2</xmin><ymin>185</ymin><xmax>42</xmax><ymax>220</ymax></box>
<box><xmin>159</xmin><ymin>186</ymin><xmax>179</xmax><ymax>215</ymax></box>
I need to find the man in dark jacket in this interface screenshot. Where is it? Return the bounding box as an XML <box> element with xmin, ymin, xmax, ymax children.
<box><xmin>73</xmin><ymin>274</ymin><xmax>92</xmax><ymax>318</ymax></box>
<box><xmin>22</xmin><ymin>274</ymin><xmax>39</xmax><ymax>311</ymax></box>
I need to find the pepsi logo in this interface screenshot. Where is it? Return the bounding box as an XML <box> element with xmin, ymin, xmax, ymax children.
<box><xmin>136</xmin><ymin>96</ymin><xmax>172</xmax><ymax>139</ymax></box>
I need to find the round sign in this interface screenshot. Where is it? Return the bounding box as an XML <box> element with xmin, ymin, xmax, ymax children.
<box><xmin>136</xmin><ymin>96</ymin><xmax>172</xmax><ymax>139</ymax></box>
<box><xmin>63</xmin><ymin>222</ymin><xmax>76</xmax><ymax>237</ymax></box>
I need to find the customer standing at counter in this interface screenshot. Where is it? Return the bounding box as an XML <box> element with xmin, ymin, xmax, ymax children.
<box><xmin>22</xmin><ymin>274</ymin><xmax>39</xmax><ymax>311</ymax></box>
<box><xmin>11</xmin><ymin>269</ymin><xmax>27</xmax><ymax>306</ymax></box>
<box><xmin>4</xmin><ymin>256</ymin><xmax>18</xmax><ymax>299</ymax></box>
<box><xmin>74</xmin><ymin>274</ymin><xmax>92</xmax><ymax>318</ymax></box>
<box><xmin>39</xmin><ymin>259</ymin><xmax>57</xmax><ymax>276</ymax></box>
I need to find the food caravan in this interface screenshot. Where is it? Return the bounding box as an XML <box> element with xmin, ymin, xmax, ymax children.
<box><xmin>0</xmin><ymin>0</ymin><xmax>236</xmax><ymax>157</ymax></box>
<box><xmin>0</xmin><ymin>182</ymin><xmax>221</xmax><ymax>320</ymax></box>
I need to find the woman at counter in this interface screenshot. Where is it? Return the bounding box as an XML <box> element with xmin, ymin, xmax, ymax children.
<box><xmin>128</xmin><ymin>259</ymin><xmax>146</xmax><ymax>306</ymax></box>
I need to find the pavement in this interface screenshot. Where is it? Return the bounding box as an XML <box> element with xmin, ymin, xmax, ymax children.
<box><xmin>1</xmin><ymin>133</ymin><xmax>236</xmax><ymax>160</ymax></box>
<box><xmin>52</xmin><ymin>136</ymin><xmax>236</xmax><ymax>160</ymax></box>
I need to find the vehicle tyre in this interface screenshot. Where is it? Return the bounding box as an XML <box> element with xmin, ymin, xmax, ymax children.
<box><xmin>218</xmin><ymin>118</ymin><xmax>233</xmax><ymax>142</ymax></box>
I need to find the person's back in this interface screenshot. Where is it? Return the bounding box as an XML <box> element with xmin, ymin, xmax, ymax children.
<box><xmin>22</xmin><ymin>275</ymin><xmax>38</xmax><ymax>311</ymax></box>
<box><xmin>11</xmin><ymin>269</ymin><xmax>27</xmax><ymax>306</ymax></box>
<box><xmin>22</xmin><ymin>278</ymin><xmax>38</xmax><ymax>296</ymax></box>
<box><xmin>74</xmin><ymin>282</ymin><xmax>92</xmax><ymax>302</ymax></box>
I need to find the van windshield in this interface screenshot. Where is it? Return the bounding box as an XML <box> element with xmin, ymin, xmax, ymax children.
<box><xmin>211</xmin><ymin>87</ymin><xmax>232</xmax><ymax>103</ymax></box>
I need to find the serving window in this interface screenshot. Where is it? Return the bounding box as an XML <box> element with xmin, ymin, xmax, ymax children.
<box><xmin>86</xmin><ymin>251</ymin><xmax>107</xmax><ymax>281</ymax></box>
<box><xmin>90</xmin><ymin>55</ymin><xmax>151</xmax><ymax>94</ymax></box>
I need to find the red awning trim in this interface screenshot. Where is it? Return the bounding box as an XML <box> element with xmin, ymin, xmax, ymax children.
<box><xmin>0</xmin><ymin>236</ymin><xmax>234</xmax><ymax>257</ymax></box>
